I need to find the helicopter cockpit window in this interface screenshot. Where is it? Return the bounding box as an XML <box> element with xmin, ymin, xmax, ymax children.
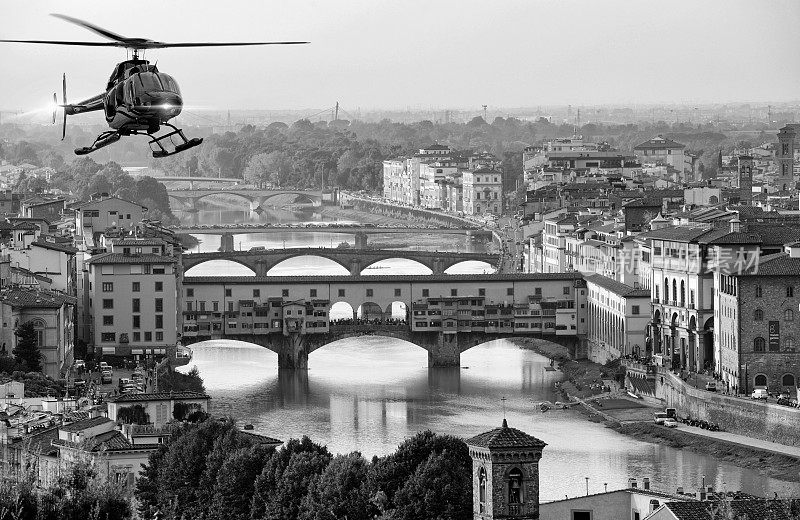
<box><xmin>156</xmin><ymin>74</ymin><xmax>181</xmax><ymax>95</ymax></box>
<box><xmin>136</xmin><ymin>72</ymin><xmax>164</xmax><ymax>92</ymax></box>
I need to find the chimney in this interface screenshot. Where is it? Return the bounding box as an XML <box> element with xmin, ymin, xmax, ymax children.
<box><xmin>697</xmin><ymin>488</ymin><xmax>707</xmax><ymax>501</ymax></box>
<box><xmin>642</xmin><ymin>477</ymin><xmax>650</xmax><ymax>491</ymax></box>
<box><xmin>628</xmin><ymin>478</ymin><xmax>638</xmax><ymax>489</ymax></box>
<box><xmin>676</xmin><ymin>486</ymin><xmax>684</xmax><ymax>494</ymax></box>
<box><xmin>706</xmin><ymin>486</ymin><xmax>714</xmax><ymax>494</ymax></box>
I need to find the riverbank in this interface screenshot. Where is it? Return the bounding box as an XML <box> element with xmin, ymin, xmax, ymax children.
<box><xmin>553</xmin><ymin>356</ymin><xmax>800</xmax><ymax>483</ymax></box>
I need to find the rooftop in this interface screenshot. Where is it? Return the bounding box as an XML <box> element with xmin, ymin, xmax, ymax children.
<box><xmin>107</xmin><ymin>391</ymin><xmax>210</xmax><ymax>403</ymax></box>
<box><xmin>658</xmin><ymin>499</ymin><xmax>800</xmax><ymax>520</ymax></box>
<box><xmin>466</xmin><ymin>419</ymin><xmax>547</xmax><ymax>450</ymax></box>
<box><xmin>0</xmin><ymin>288</ymin><xmax>74</xmax><ymax>308</ymax></box>
<box><xmin>60</xmin><ymin>416</ymin><xmax>112</xmax><ymax>432</ymax></box>
<box><xmin>634</xmin><ymin>135</ymin><xmax>686</xmax><ymax>150</ymax></box>
<box><xmin>87</xmin><ymin>252</ymin><xmax>177</xmax><ymax>265</ymax></box>
<box><xmin>183</xmin><ymin>272</ymin><xmax>585</xmax><ymax>285</ymax></box>
<box><xmin>585</xmin><ymin>274</ymin><xmax>650</xmax><ymax>298</ymax></box>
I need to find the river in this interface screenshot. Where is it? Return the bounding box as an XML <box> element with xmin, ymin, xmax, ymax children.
<box><xmin>176</xmin><ymin>203</ymin><xmax>800</xmax><ymax>502</ymax></box>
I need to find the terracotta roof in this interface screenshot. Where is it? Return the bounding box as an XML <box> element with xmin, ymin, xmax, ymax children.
<box><xmin>0</xmin><ymin>288</ymin><xmax>74</xmax><ymax>308</ymax></box>
<box><xmin>240</xmin><ymin>431</ymin><xmax>282</xmax><ymax>445</ymax></box>
<box><xmin>636</xmin><ymin>226</ymin><xmax>712</xmax><ymax>243</ymax></box>
<box><xmin>87</xmin><ymin>253</ymin><xmax>176</xmax><ymax>265</ymax></box>
<box><xmin>54</xmin><ymin>429</ymin><xmax>159</xmax><ymax>452</ymax></box>
<box><xmin>112</xmin><ymin>238</ymin><xmax>165</xmax><ymax>246</ymax></box>
<box><xmin>585</xmin><ymin>274</ymin><xmax>650</xmax><ymax>298</ymax></box>
<box><xmin>107</xmin><ymin>391</ymin><xmax>210</xmax><ymax>403</ymax></box>
<box><xmin>72</xmin><ymin>195</ymin><xmax>147</xmax><ymax>210</ymax></box>
<box><xmin>31</xmin><ymin>239</ymin><xmax>78</xmax><ymax>254</ymax></box>
<box><xmin>634</xmin><ymin>135</ymin><xmax>686</xmax><ymax>150</ymax></box>
<box><xmin>466</xmin><ymin>419</ymin><xmax>547</xmax><ymax>449</ymax></box>
<box><xmin>659</xmin><ymin>499</ymin><xmax>800</xmax><ymax>520</ymax></box>
<box><xmin>628</xmin><ymin>376</ymin><xmax>655</xmax><ymax>396</ymax></box>
<box><xmin>60</xmin><ymin>416</ymin><xmax>112</xmax><ymax>432</ymax></box>
<box><xmin>739</xmin><ymin>252</ymin><xmax>800</xmax><ymax>277</ymax></box>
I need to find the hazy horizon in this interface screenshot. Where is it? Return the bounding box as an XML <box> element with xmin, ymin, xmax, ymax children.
<box><xmin>1</xmin><ymin>0</ymin><xmax>799</xmax><ymax>113</ymax></box>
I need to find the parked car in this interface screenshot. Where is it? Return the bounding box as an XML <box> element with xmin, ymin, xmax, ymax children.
<box><xmin>74</xmin><ymin>359</ymin><xmax>86</xmax><ymax>371</ymax></box>
<box><xmin>752</xmin><ymin>388</ymin><xmax>769</xmax><ymax>400</ymax></box>
<box><xmin>705</xmin><ymin>382</ymin><xmax>717</xmax><ymax>392</ymax></box>
<box><xmin>101</xmin><ymin>370</ymin><xmax>113</xmax><ymax>384</ymax></box>
<box><xmin>665</xmin><ymin>408</ymin><xmax>677</xmax><ymax>419</ymax></box>
<box><xmin>99</xmin><ymin>361</ymin><xmax>112</xmax><ymax>373</ymax></box>
<box><xmin>664</xmin><ymin>418</ymin><xmax>678</xmax><ymax>428</ymax></box>
<box><xmin>653</xmin><ymin>412</ymin><xmax>668</xmax><ymax>425</ymax></box>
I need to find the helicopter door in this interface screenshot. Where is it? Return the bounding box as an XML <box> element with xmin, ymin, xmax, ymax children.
<box><xmin>104</xmin><ymin>90</ymin><xmax>115</xmax><ymax>121</ymax></box>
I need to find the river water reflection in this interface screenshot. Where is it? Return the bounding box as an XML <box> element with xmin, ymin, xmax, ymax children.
<box><xmin>181</xmin><ymin>340</ymin><xmax>800</xmax><ymax>502</ymax></box>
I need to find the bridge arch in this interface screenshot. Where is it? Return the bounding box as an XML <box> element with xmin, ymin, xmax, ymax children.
<box><xmin>267</xmin><ymin>255</ymin><xmax>350</xmax><ymax>276</ymax></box>
<box><xmin>385</xmin><ymin>301</ymin><xmax>408</xmax><ymax>321</ymax></box>
<box><xmin>444</xmin><ymin>260</ymin><xmax>496</xmax><ymax>274</ymax></box>
<box><xmin>260</xmin><ymin>192</ymin><xmax>318</xmax><ymax>205</ymax></box>
<box><xmin>360</xmin><ymin>257</ymin><xmax>434</xmax><ymax>275</ymax></box>
<box><xmin>330</xmin><ymin>301</ymin><xmax>356</xmax><ymax>321</ymax></box>
<box><xmin>183</xmin><ymin>258</ymin><xmax>257</xmax><ymax>276</ymax></box>
<box><xmin>357</xmin><ymin>301</ymin><xmax>385</xmax><ymax>321</ymax></box>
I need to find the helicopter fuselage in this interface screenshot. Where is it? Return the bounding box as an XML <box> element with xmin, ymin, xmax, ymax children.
<box><xmin>68</xmin><ymin>59</ymin><xmax>183</xmax><ymax>134</ymax></box>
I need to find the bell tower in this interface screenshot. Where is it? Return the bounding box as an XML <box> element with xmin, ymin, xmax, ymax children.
<box><xmin>737</xmin><ymin>155</ymin><xmax>753</xmax><ymax>204</ymax></box>
<box><xmin>467</xmin><ymin>419</ymin><xmax>547</xmax><ymax>520</ymax></box>
<box><xmin>776</xmin><ymin>125</ymin><xmax>796</xmax><ymax>192</ymax></box>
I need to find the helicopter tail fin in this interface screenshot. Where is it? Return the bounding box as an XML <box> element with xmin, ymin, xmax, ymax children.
<box><xmin>61</xmin><ymin>74</ymin><xmax>67</xmax><ymax>140</ymax></box>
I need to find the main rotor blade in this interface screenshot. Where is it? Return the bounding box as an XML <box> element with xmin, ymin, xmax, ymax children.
<box><xmin>51</xmin><ymin>13</ymin><xmax>130</xmax><ymax>43</ymax></box>
<box><xmin>149</xmin><ymin>41</ymin><xmax>310</xmax><ymax>48</ymax></box>
<box><xmin>0</xmin><ymin>39</ymin><xmax>120</xmax><ymax>46</ymax></box>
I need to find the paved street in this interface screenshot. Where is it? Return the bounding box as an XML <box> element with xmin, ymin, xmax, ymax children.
<box><xmin>674</xmin><ymin>424</ymin><xmax>800</xmax><ymax>459</ymax></box>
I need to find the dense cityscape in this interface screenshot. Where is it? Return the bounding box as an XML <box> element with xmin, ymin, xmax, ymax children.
<box><xmin>2</xmin><ymin>2</ymin><xmax>800</xmax><ymax>520</ymax></box>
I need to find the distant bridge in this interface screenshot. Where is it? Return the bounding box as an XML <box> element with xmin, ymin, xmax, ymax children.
<box><xmin>142</xmin><ymin>176</ymin><xmax>242</xmax><ymax>185</ymax></box>
<box><xmin>171</xmin><ymin>224</ymin><xmax>489</xmax><ymax>236</ymax></box>
<box><xmin>168</xmin><ymin>189</ymin><xmax>323</xmax><ymax>211</ymax></box>
<box><xmin>182</xmin><ymin>247</ymin><xmax>501</xmax><ymax>276</ymax></box>
<box><xmin>180</xmin><ymin>272</ymin><xmax>588</xmax><ymax>368</ymax></box>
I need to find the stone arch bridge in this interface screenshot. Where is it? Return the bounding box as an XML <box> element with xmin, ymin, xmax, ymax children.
<box><xmin>168</xmin><ymin>189</ymin><xmax>322</xmax><ymax>211</ymax></box>
<box><xmin>181</xmin><ymin>248</ymin><xmax>501</xmax><ymax>276</ymax></box>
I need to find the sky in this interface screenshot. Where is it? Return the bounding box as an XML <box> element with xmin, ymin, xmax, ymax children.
<box><xmin>1</xmin><ymin>0</ymin><xmax>799</xmax><ymax>113</ymax></box>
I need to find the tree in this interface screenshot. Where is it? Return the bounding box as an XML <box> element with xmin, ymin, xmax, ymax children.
<box><xmin>116</xmin><ymin>404</ymin><xmax>149</xmax><ymax>425</ymax></box>
<box><xmin>13</xmin><ymin>322</ymin><xmax>41</xmax><ymax>373</ymax></box>
<box><xmin>207</xmin><ymin>444</ymin><xmax>274</xmax><ymax>520</ymax></box>
<box><xmin>300</xmin><ymin>452</ymin><xmax>375</xmax><ymax>520</ymax></box>
<box><xmin>250</xmin><ymin>436</ymin><xmax>331</xmax><ymax>520</ymax></box>
<box><xmin>391</xmin><ymin>449</ymin><xmax>472</xmax><ymax>520</ymax></box>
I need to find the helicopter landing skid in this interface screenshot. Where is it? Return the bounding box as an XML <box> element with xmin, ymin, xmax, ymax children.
<box><xmin>74</xmin><ymin>130</ymin><xmax>121</xmax><ymax>155</ymax></box>
<box><xmin>148</xmin><ymin>123</ymin><xmax>203</xmax><ymax>158</ymax></box>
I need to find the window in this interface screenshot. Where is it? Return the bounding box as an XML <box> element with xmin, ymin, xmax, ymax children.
<box><xmin>756</xmin><ymin>285</ymin><xmax>763</xmax><ymax>298</ymax></box>
<box><xmin>144</xmin><ymin>331</ymin><xmax>152</xmax><ymax>342</ymax></box>
<box><xmin>782</xmin><ymin>337</ymin><xmax>794</xmax><ymax>351</ymax></box>
<box><xmin>783</xmin><ymin>374</ymin><xmax>796</xmax><ymax>387</ymax></box>
<box><xmin>283</xmin><ymin>289</ymin><xmax>290</xmax><ymax>297</ymax></box>
<box><xmin>311</xmin><ymin>289</ymin><xmax>317</xmax><ymax>297</ymax></box>
<box><xmin>132</xmin><ymin>299</ymin><xmax>140</xmax><ymax>313</ymax></box>
<box><xmin>101</xmin><ymin>332</ymin><xmax>115</xmax><ymax>342</ymax></box>
<box><xmin>755</xmin><ymin>374</ymin><xmax>767</xmax><ymax>386</ymax></box>
<box><xmin>786</xmin><ymin>309</ymin><xmax>795</xmax><ymax>322</ymax></box>
<box><xmin>133</xmin><ymin>315</ymin><xmax>140</xmax><ymax>329</ymax></box>
<box><xmin>132</xmin><ymin>282</ymin><xmax>140</xmax><ymax>292</ymax></box>
<box><xmin>253</xmin><ymin>289</ymin><xmax>260</xmax><ymax>298</ymax></box>
<box><xmin>155</xmin><ymin>315</ymin><xmax>163</xmax><ymax>329</ymax></box>
<box><xmin>225</xmin><ymin>289</ymin><xmax>232</xmax><ymax>297</ymax></box>
<box><xmin>632</xmin><ymin>305</ymin><xmax>640</xmax><ymax>315</ymax></box>
<box><xmin>508</xmin><ymin>468</ymin><xmax>523</xmax><ymax>504</ymax></box>
<box><xmin>754</xmin><ymin>337</ymin><xmax>765</xmax><ymax>352</ymax></box>
<box><xmin>155</xmin><ymin>281</ymin><xmax>163</xmax><ymax>292</ymax></box>
<box><xmin>155</xmin><ymin>331</ymin><xmax>163</xmax><ymax>341</ymax></box>
<box><xmin>367</xmin><ymin>289</ymin><xmax>374</xmax><ymax>297</ymax></box>
<box><xmin>213</xmin><ymin>301</ymin><xmax>219</xmax><ymax>311</ymax></box>
<box><xmin>199</xmin><ymin>301</ymin><xmax>205</xmax><ymax>311</ymax></box>
<box><xmin>102</xmin><ymin>282</ymin><xmax>114</xmax><ymax>292</ymax></box>
<box><xmin>479</xmin><ymin>288</ymin><xmax>486</xmax><ymax>296</ymax></box>
<box><xmin>572</xmin><ymin>512</ymin><xmax>591</xmax><ymax>520</ymax></box>
<box><xmin>102</xmin><ymin>299</ymin><xmax>113</xmax><ymax>309</ymax></box>
<box><xmin>395</xmin><ymin>288</ymin><xmax>401</xmax><ymax>297</ymax></box>
<box><xmin>186</xmin><ymin>301</ymin><xmax>193</xmax><ymax>311</ymax></box>
<box><xmin>478</xmin><ymin>467</ymin><xmax>487</xmax><ymax>513</ymax></box>
<box><xmin>155</xmin><ymin>299</ymin><xmax>163</xmax><ymax>312</ymax></box>
<box><xmin>507</xmin><ymin>287</ymin><xmax>514</xmax><ymax>296</ymax></box>
<box><xmin>133</xmin><ymin>331</ymin><xmax>140</xmax><ymax>342</ymax></box>
<box><xmin>563</xmin><ymin>286</ymin><xmax>570</xmax><ymax>295</ymax></box>
<box><xmin>451</xmin><ymin>289</ymin><xmax>458</xmax><ymax>296</ymax></box>
<box><xmin>102</xmin><ymin>316</ymin><xmax>113</xmax><ymax>326</ymax></box>
<box><xmin>338</xmin><ymin>289</ymin><xmax>345</xmax><ymax>297</ymax></box>
<box><xmin>153</xmin><ymin>266</ymin><xmax>165</xmax><ymax>274</ymax></box>
<box><xmin>422</xmin><ymin>289</ymin><xmax>429</xmax><ymax>297</ymax></box>
<box><xmin>788</xmin><ymin>286</ymin><xmax>795</xmax><ymax>297</ymax></box>
<box><xmin>754</xmin><ymin>309</ymin><xmax>764</xmax><ymax>321</ymax></box>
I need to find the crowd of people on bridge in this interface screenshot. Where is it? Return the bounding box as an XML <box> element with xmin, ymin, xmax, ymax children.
<box><xmin>330</xmin><ymin>317</ymin><xmax>408</xmax><ymax>327</ymax></box>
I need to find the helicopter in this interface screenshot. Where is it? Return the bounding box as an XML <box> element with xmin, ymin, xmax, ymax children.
<box><xmin>1</xmin><ymin>14</ymin><xmax>308</xmax><ymax>157</ymax></box>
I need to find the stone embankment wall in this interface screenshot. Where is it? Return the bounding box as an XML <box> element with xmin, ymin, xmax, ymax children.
<box><xmin>656</xmin><ymin>370</ymin><xmax>800</xmax><ymax>446</ymax></box>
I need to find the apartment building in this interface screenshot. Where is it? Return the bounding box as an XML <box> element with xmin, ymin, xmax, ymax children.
<box><xmin>585</xmin><ymin>274</ymin><xmax>650</xmax><ymax>363</ymax></box>
<box><xmin>86</xmin><ymin>243</ymin><xmax>178</xmax><ymax>359</ymax></box>
<box><xmin>462</xmin><ymin>168</ymin><xmax>503</xmax><ymax>216</ymax></box>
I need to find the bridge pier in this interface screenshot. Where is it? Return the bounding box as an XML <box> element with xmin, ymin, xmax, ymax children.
<box><xmin>219</xmin><ymin>233</ymin><xmax>235</xmax><ymax>252</ymax></box>
<box><xmin>249</xmin><ymin>196</ymin><xmax>267</xmax><ymax>212</ymax></box>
